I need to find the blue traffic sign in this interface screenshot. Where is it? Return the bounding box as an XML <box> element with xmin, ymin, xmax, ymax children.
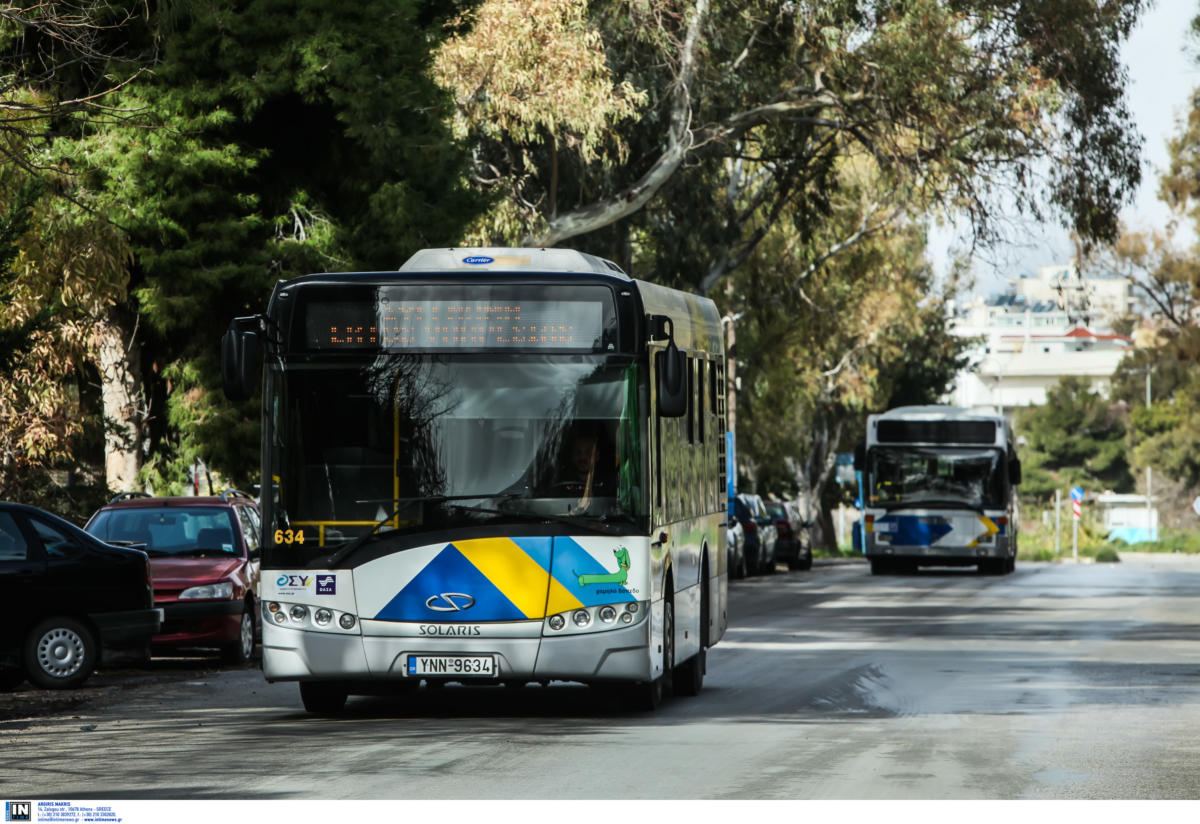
<box><xmin>1070</xmin><ymin>486</ymin><xmax>1084</xmax><ymax>502</ymax></box>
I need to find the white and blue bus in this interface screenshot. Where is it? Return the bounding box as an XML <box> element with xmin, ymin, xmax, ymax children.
<box><xmin>222</xmin><ymin>247</ymin><xmax>728</xmax><ymax>713</ymax></box>
<box><xmin>856</xmin><ymin>405</ymin><xmax>1021</xmax><ymax>575</ymax></box>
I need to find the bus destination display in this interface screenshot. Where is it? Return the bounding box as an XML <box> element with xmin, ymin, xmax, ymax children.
<box><xmin>305</xmin><ymin>299</ymin><xmax>605</xmax><ymax>350</ymax></box>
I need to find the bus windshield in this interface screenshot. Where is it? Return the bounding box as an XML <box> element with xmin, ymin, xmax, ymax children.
<box><xmin>271</xmin><ymin>354</ymin><xmax>646</xmax><ymax>545</ymax></box>
<box><xmin>868</xmin><ymin>447</ymin><xmax>1006</xmax><ymax>510</ymax></box>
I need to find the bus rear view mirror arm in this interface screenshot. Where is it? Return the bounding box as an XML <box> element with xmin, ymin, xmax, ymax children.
<box><xmin>650</xmin><ymin>314</ymin><xmax>687</xmax><ymax>418</ymax></box>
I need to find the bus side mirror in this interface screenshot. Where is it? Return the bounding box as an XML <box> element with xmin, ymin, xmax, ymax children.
<box><xmin>650</xmin><ymin>314</ymin><xmax>687</xmax><ymax>418</ymax></box>
<box><xmin>853</xmin><ymin>441</ymin><xmax>865</xmax><ymax>471</ymax></box>
<box><xmin>221</xmin><ymin>316</ymin><xmax>262</xmax><ymax>402</ymax></box>
<box><xmin>1009</xmin><ymin>457</ymin><xmax>1022</xmax><ymax>486</ymax></box>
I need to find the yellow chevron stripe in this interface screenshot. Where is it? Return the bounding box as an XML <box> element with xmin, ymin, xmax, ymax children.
<box><xmin>545</xmin><ymin>575</ymin><xmax>584</xmax><ymax>617</ymax></box>
<box><xmin>454</xmin><ymin>538</ymin><xmax>562</xmax><ymax>619</ymax></box>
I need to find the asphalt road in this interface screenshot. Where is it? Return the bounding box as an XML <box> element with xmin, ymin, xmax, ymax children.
<box><xmin>3</xmin><ymin>553</ymin><xmax>1200</xmax><ymax>800</ymax></box>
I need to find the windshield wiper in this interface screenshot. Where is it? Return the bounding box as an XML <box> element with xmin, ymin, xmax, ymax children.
<box><xmin>323</xmin><ymin>492</ymin><xmax>527</xmax><ymax>567</ymax></box>
<box><xmin>445</xmin><ymin>502</ymin><xmax>624</xmax><ymax>535</ymax></box>
<box><xmin>878</xmin><ymin>498</ymin><xmax>982</xmax><ymax>511</ymax></box>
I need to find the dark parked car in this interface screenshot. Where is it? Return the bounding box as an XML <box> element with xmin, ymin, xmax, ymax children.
<box><xmin>726</xmin><ymin>498</ymin><xmax>747</xmax><ymax>579</ymax></box>
<box><xmin>766</xmin><ymin>499</ymin><xmax>813</xmax><ymax>571</ymax></box>
<box><xmin>84</xmin><ymin>490</ymin><xmax>262</xmax><ymax>664</ymax></box>
<box><xmin>0</xmin><ymin>502</ymin><xmax>160</xmax><ymax>690</ymax></box>
<box><xmin>735</xmin><ymin>493</ymin><xmax>777</xmax><ymax>575</ymax></box>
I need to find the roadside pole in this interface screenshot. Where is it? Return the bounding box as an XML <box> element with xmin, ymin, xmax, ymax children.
<box><xmin>1055</xmin><ymin>488</ymin><xmax>1061</xmax><ymax>555</ymax></box>
<box><xmin>1072</xmin><ymin>510</ymin><xmax>1078</xmax><ymax>560</ymax></box>
<box><xmin>1070</xmin><ymin>486</ymin><xmax>1083</xmax><ymax>561</ymax></box>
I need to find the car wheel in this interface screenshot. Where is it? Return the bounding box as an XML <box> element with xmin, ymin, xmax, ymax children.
<box><xmin>221</xmin><ymin>602</ymin><xmax>256</xmax><ymax>665</ymax></box>
<box><xmin>798</xmin><ymin>550</ymin><xmax>813</xmax><ymax>572</ymax></box>
<box><xmin>23</xmin><ymin>617</ymin><xmax>97</xmax><ymax>690</ymax></box>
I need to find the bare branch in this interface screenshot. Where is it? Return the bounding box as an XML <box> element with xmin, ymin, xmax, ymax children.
<box><xmin>521</xmin><ymin>0</ymin><xmax>710</xmax><ymax>247</ymax></box>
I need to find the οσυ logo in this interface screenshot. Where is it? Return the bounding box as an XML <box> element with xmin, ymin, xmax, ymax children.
<box><xmin>425</xmin><ymin>592</ymin><xmax>475</xmax><ymax>612</ymax></box>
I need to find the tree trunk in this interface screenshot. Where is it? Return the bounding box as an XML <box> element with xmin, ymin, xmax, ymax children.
<box><xmin>94</xmin><ymin>311</ymin><xmax>146</xmax><ymax>494</ymax></box>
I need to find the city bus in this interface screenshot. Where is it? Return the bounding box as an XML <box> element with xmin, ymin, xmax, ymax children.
<box><xmin>221</xmin><ymin>247</ymin><xmax>728</xmax><ymax>713</ymax></box>
<box><xmin>855</xmin><ymin>405</ymin><xmax>1021</xmax><ymax>575</ymax></box>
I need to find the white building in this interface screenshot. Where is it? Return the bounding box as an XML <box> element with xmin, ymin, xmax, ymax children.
<box><xmin>948</xmin><ymin>264</ymin><xmax>1135</xmax><ymax>411</ymax></box>
<box><xmin>1096</xmin><ymin>492</ymin><xmax>1158</xmax><ymax>543</ymax></box>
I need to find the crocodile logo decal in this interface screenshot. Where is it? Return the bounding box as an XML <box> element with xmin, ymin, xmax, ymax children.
<box><xmin>576</xmin><ymin>546</ymin><xmax>631</xmax><ymax>587</ymax></box>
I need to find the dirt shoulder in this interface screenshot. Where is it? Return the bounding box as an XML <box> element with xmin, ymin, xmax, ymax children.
<box><xmin>0</xmin><ymin>657</ymin><xmax>257</xmax><ymax>724</ymax></box>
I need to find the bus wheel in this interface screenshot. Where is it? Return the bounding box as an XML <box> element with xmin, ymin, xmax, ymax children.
<box><xmin>299</xmin><ymin>681</ymin><xmax>348</xmax><ymax>715</ymax></box>
<box><xmin>674</xmin><ymin>567</ymin><xmax>707</xmax><ymax>697</ymax></box>
<box><xmin>674</xmin><ymin>648</ymin><xmax>704</xmax><ymax>697</ymax></box>
<box><xmin>626</xmin><ymin>597</ymin><xmax>673</xmax><ymax>711</ymax></box>
<box><xmin>870</xmin><ymin>559</ymin><xmax>891</xmax><ymax>576</ymax></box>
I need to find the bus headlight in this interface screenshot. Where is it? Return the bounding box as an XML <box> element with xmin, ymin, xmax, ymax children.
<box><xmin>545</xmin><ymin>601</ymin><xmax>647</xmax><ymax>635</ymax></box>
<box><xmin>264</xmin><ymin>600</ymin><xmax>358</xmax><ymax>632</ymax></box>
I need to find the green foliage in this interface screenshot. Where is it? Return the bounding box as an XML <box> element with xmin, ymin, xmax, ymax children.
<box><xmin>56</xmin><ymin>0</ymin><xmax>487</xmax><ymax>491</ymax></box>
<box><xmin>1014</xmin><ymin>376</ymin><xmax>1134</xmax><ymax>500</ymax></box>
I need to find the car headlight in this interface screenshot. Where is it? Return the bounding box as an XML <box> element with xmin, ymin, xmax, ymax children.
<box><xmin>179</xmin><ymin>581</ymin><xmax>234</xmax><ymax>600</ymax></box>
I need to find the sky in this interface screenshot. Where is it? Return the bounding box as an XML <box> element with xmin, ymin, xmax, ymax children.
<box><xmin>932</xmin><ymin>0</ymin><xmax>1200</xmax><ymax>296</ymax></box>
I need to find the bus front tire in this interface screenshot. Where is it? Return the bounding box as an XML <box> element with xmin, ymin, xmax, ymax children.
<box><xmin>674</xmin><ymin>567</ymin><xmax>707</xmax><ymax>697</ymax></box>
<box><xmin>627</xmin><ymin>597</ymin><xmax>674</xmax><ymax>711</ymax></box>
<box><xmin>300</xmin><ymin>681</ymin><xmax>348</xmax><ymax>715</ymax></box>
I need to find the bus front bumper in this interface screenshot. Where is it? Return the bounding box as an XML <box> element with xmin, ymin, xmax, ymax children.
<box><xmin>866</xmin><ymin>538</ymin><xmax>1012</xmax><ymax>565</ymax></box>
<box><xmin>261</xmin><ymin>618</ymin><xmax>653</xmax><ymax>684</ymax></box>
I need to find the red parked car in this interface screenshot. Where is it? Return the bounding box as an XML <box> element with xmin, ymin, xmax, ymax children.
<box><xmin>84</xmin><ymin>490</ymin><xmax>261</xmax><ymax>663</ymax></box>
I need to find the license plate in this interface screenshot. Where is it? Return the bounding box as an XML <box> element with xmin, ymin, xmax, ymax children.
<box><xmin>406</xmin><ymin>654</ymin><xmax>497</xmax><ymax>678</ymax></box>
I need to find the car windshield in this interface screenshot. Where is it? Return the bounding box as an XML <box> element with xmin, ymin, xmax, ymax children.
<box><xmin>268</xmin><ymin>354</ymin><xmax>647</xmax><ymax>546</ymax></box>
<box><xmin>87</xmin><ymin>507</ymin><xmax>240</xmax><ymax>556</ymax></box>
<box><xmin>765</xmin><ymin>502</ymin><xmax>786</xmax><ymax>520</ymax></box>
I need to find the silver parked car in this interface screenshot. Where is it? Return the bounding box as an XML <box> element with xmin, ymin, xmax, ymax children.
<box><xmin>726</xmin><ymin>499</ymin><xmax>746</xmax><ymax>579</ymax></box>
<box><xmin>735</xmin><ymin>493</ymin><xmax>778</xmax><ymax>575</ymax></box>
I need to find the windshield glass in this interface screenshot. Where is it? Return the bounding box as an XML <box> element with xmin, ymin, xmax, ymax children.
<box><xmin>87</xmin><ymin>508</ymin><xmax>240</xmax><ymax>556</ymax></box>
<box><xmin>270</xmin><ymin>355</ymin><xmax>647</xmax><ymax>545</ymax></box>
<box><xmin>868</xmin><ymin>447</ymin><xmax>1006</xmax><ymax>509</ymax></box>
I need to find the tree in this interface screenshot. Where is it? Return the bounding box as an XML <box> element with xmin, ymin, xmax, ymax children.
<box><xmin>56</xmin><ymin>0</ymin><xmax>485</xmax><ymax>492</ymax></box>
<box><xmin>1014</xmin><ymin>376</ymin><xmax>1134</xmax><ymax>501</ymax></box>
<box><xmin>728</xmin><ymin>156</ymin><xmax>969</xmax><ymax>547</ymax></box>
<box><xmin>436</xmin><ymin>0</ymin><xmax>1147</xmax><ymax>275</ymax></box>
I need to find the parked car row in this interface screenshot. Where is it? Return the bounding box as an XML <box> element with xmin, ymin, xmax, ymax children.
<box><xmin>0</xmin><ymin>490</ymin><xmax>261</xmax><ymax>692</ymax></box>
<box><xmin>728</xmin><ymin>493</ymin><xmax>814</xmax><ymax>579</ymax></box>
